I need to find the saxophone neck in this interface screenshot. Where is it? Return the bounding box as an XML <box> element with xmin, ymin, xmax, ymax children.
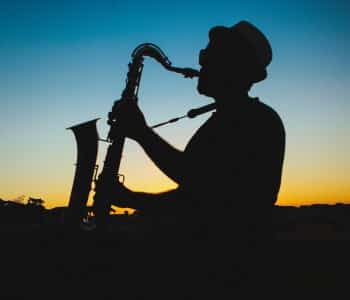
<box><xmin>131</xmin><ymin>43</ymin><xmax>200</xmax><ymax>78</ymax></box>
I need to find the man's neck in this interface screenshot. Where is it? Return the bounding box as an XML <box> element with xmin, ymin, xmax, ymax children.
<box><xmin>215</xmin><ymin>92</ymin><xmax>251</xmax><ymax>112</ymax></box>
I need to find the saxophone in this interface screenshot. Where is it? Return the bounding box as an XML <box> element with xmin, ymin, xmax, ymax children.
<box><xmin>67</xmin><ymin>43</ymin><xmax>201</xmax><ymax>230</ymax></box>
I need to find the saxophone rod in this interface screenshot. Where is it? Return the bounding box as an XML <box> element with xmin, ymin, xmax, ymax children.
<box><xmin>97</xmin><ymin>103</ymin><xmax>216</xmax><ymax>138</ymax></box>
<box><xmin>150</xmin><ymin>102</ymin><xmax>216</xmax><ymax>129</ymax></box>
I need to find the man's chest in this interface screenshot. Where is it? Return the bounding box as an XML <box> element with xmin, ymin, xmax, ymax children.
<box><xmin>184</xmin><ymin>116</ymin><xmax>254</xmax><ymax>163</ymax></box>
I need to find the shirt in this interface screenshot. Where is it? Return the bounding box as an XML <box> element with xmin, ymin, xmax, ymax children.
<box><xmin>180</xmin><ymin>98</ymin><xmax>285</xmax><ymax>229</ymax></box>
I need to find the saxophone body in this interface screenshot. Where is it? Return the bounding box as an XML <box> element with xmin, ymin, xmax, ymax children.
<box><xmin>67</xmin><ymin>43</ymin><xmax>199</xmax><ymax>230</ymax></box>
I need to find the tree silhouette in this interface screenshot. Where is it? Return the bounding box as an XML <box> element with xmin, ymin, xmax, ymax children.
<box><xmin>27</xmin><ymin>197</ymin><xmax>45</xmax><ymax>208</ymax></box>
<box><xmin>12</xmin><ymin>194</ymin><xmax>26</xmax><ymax>204</ymax></box>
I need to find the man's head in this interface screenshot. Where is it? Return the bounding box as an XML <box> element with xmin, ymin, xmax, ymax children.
<box><xmin>197</xmin><ymin>20</ymin><xmax>272</xmax><ymax>99</ymax></box>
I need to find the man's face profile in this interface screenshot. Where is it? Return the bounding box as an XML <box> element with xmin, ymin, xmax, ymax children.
<box><xmin>197</xmin><ymin>41</ymin><xmax>237</xmax><ymax>98</ymax></box>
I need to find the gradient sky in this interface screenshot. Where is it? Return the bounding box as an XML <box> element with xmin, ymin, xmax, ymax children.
<box><xmin>1</xmin><ymin>0</ymin><xmax>349</xmax><ymax>209</ymax></box>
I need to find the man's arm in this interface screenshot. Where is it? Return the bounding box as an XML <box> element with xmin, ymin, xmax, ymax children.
<box><xmin>112</xmin><ymin>100</ymin><xmax>186</xmax><ymax>183</ymax></box>
<box><xmin>134</xmin><ymin>126</ymin><xmax>185</xmax><ymax>184</ymax></box>
<box><xmin>116</xmin><ymin>187</ymin><xmax>181</xmax><ymax>214</ymax></box>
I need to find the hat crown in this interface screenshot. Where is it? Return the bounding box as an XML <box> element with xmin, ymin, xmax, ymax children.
<box><xmin>231</xmin><ymin>21</ymin><xmax>272</xmax><ymax>68</ymax></box>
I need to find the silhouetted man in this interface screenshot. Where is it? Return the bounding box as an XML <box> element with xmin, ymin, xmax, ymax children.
<box><xmin>105</xmin><ymin>21</ymin><xmax>285</xmax><ymax>245</ymax></box>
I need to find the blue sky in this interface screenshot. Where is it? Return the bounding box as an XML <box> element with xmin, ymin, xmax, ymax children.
<box><xmin>0</xmin><ymin>0</ymin><xmax>349</xmax><ymax>207</ymax></box>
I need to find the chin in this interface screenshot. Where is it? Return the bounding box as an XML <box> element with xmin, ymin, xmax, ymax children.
<box><xmin>197</xmin><ymin>84</ymin><xmax>205</xmax><ymax>95</ymax></box>
<box><xmin>197</xmin><ymin>84</ymin><xmax>215</xmax><ymax>98</ymax></box>
<box><xmin>197</xmin><ymin>80</ymin><xmax>212</xmax><ymax>97</ymax></box>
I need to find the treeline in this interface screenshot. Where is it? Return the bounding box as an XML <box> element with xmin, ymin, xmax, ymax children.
<box><xmin>1</xmin><ymin>198</ymin><xmax>350</xmax><ymax>238</ymax></box>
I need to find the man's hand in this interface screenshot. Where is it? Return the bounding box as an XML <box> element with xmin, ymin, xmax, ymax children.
<box><xmin>112</xmin><ymin>182</ymin><xmax>136</xmax><ymax>208</ymax></box>
<box><xmin>94</xmin><ymin>179</ymin><xmax>135</xmax><ymax>208</ymax></box>
<box><xmin>108</xmin><ymin>98</ymin><xmax>149</xmax><ymax>141</ymax></box>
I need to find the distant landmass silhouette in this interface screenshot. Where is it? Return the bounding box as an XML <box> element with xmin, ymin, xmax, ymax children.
<box><xmin>1</xmin><ymin>197</ymin><xmax>350</xmax><ymax>240</ymax></box>
<box><xmin>1</xmin><ymin>197</ymin><xmax>349</xmax><ymax>299</ymax></box>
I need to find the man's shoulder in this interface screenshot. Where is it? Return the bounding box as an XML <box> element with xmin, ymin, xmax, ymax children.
<box><xmin>251</xmin><ymin>99</ymin><xmax>284</xmax><ymax>128</ymax></box>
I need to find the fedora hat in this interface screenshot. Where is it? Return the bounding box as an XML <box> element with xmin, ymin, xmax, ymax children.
<box><xmin>208</xmin><ymin>21</ymin><xmax>272</xmax><ymax>82</ymax></box>
<box><xmin>231</xmin><ymin>20</ymin><xmax>272</xmax><ymax>69</ymax></box>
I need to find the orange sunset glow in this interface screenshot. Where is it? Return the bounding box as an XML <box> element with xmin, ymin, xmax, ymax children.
<box><xmin>1</xmin><ymin>1</ymin><xmax>349</xmax><ymax>211</ymax></box>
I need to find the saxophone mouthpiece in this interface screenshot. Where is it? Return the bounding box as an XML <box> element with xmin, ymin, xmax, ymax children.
<box><xmin>182</xmin><ymin>68</ymin><xmax>200</xmax><ymax>78</ymax></box>
<box><xmin>166</xmin><ymin>66</ymin><xmax>200</xmax><ymax>78</ymax></box>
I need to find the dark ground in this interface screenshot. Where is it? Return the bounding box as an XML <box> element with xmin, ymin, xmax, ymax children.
<box><xmin>1</xmin><ymin>226</ymin><xmax>348</xmax><ymax>300</ymax></box>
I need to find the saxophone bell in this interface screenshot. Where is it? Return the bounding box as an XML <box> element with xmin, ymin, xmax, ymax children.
<box><xmin>66</xmin><ymin>118</ymin><xmax>100</xmax><ymax>228</ymax></box>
